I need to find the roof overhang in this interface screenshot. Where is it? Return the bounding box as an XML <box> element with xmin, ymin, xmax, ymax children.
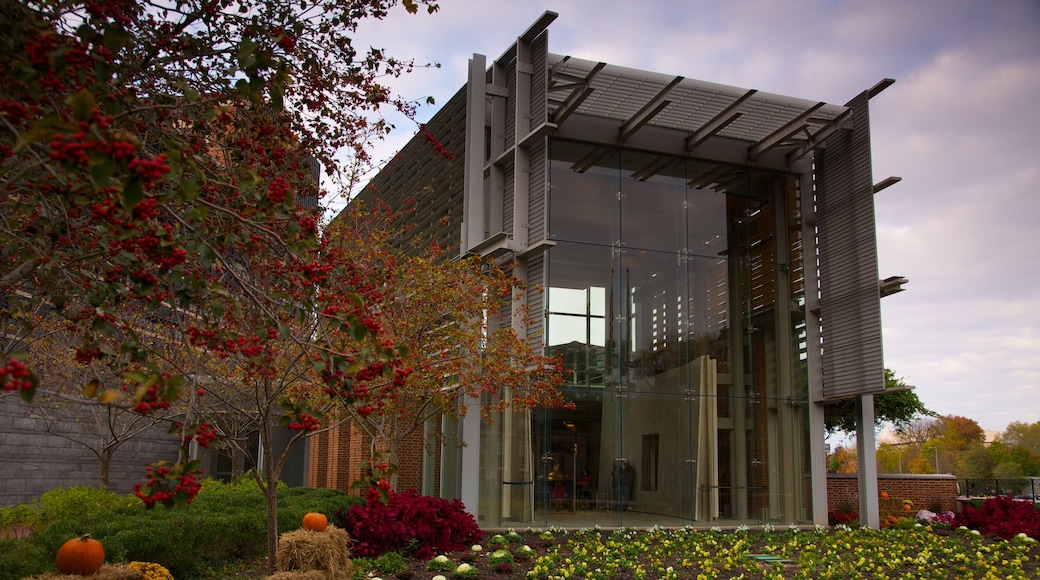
<box><xmin>546</xmin><ymin>53</ymin><xmax>885</xmax><ymax>165</ymax></box>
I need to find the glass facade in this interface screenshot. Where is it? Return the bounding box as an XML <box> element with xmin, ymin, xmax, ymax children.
<box><xmin>479</xmin><ymin>139</ymin><xmax>813</xmax><ymax>528</ymax></box>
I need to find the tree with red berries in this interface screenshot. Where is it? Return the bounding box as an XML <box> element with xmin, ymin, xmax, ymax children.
<box><xmin>2</xmin><ymin>0</ymin><xmax>437</xmax><ymax>571</ymax></box>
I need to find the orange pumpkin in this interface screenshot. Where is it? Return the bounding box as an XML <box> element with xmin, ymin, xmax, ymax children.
<box><xmin>302</xmin><ymin>512</ymin><xmax>328</xmax><ymax>532</ymax></box>
<box><xmin>880</xmin><ymin>491</ymin><xmax>889</xmax><ymax>498</ymax></box>
<box><xmin>55</xmin><ymin>534</ymin><xmax>105</xmax><ymax>575</ymax></box>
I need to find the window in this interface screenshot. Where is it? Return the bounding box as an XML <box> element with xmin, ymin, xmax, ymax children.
<box><xmin>641</xmin><ymin>434</ymin><xmax>659</xmax><ymax>491</ymax></box>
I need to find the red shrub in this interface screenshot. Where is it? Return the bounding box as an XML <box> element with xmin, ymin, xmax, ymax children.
<box><xmin>335</xmin><ymin>489</ymin><xmax>483</xmax><ymax>559</ymax></box>
<box><xmin>829</xmin><ymin>509</ymin><xmax>859</xmax><ymax>525</ymax></box>
<box><xmin>953</xmin><ymin>495</ymin><xmax>1040</xmax><ymax>539</ymax></box>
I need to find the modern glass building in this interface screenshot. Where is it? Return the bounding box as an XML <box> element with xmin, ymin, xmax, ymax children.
<box><xmin>346</xmin><ymin>11</ymin><xmax>900</xmax><ymax>529</ymax></box>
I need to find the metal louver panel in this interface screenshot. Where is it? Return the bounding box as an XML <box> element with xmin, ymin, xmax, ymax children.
<box><xmin>815</xmin><ymin>92</ymin><xmax>885</xmax><ymax>401</ymax></box>
<box><xmin>526</xmin><ymin>254</ymin><xmax>545</xmax><ymax>351</ymax></box>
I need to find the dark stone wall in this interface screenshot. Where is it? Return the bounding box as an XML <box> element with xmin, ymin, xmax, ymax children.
<box><xmin>0</xmin><ymin>396</ymin><xmax>181</xmax><ymax>506</ymax></box>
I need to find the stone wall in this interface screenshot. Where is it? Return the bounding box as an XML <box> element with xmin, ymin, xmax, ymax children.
<box><xmin>827</xmin><ymin>473</ymin><xmax>959</xmax><ymax>516</ymax></box>
<box><xmin>0</xmin><ymin>396</ymin><xmax>181</xmax><ymax>506</ymax></box>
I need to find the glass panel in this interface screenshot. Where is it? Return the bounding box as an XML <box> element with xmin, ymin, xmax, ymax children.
<box><xmin>619</xmin><ymin>150</ymin><xmax>686</xmax><ymax>253</ymax></box>
<box><xmin>547</xmin><ymin>243</ymin><xmax>611</xmax><ymax>388</ymax></box>
<box><xmin>618</xmin><ymin>248</ymin><xmax>690</xmax><ymax>395</ymax></box>
<box><xmin>549</xmin><ymin>141</ymin><xmax>619</xmax><ymax>245</ymax></box>
<box><xmin>520</xmin><ymin>140</ymin><xmax>815</xmax><ymax>527</ymax></box>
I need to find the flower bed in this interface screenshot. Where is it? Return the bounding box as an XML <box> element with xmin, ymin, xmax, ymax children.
<box><xmin>338</xmin><ymin>525</ymin><xmax>1040</xmax><ymax>580</ymax></box>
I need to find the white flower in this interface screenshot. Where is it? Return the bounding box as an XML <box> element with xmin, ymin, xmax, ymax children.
<box><xmin>456</xmin><ymin>563</ymin><xmax>473</xmax><ymax>573</ymax></box>
<box><xmin>470</xmin><ymin>544</ymin><xmax>483</xmax><ymax>552</ymax></box>
<box><xmin>433</xmin><ymin>576</ymin><xmax>447</xmax><ymax>580</ymax></box>
<box><xmin>434</xmin><ymin>555</ymin><xmax>450</xmax><ymax>564</ymax></box>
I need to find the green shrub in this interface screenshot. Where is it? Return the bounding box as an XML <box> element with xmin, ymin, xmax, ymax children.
<box><xmin>0</xmin><ymin>502</ymin><xmax>43</xmax><ymax>533</ymax></box>
<box><xmin>37</xmin><ymin>486</ymin><xmax>137</xmax><ymax>526</ymax></box>
<box><xmin>351</xmin><ymin>557</ymin><xmax>375</xmax><ymax>580</ymax></box>
<box><xmin>277</xmin><ymin>486</ymin><xmax>362</xmax><ymax>534</ymax></box>
<box><xmin>0</xmin><ymin>537</ymin><xmax>49</xmax><ymax>580</ymax></box>
<box><xmin>0</xmin><ymin>481</ymin><xmax>359</xmax><ymax>579</ymax></box>
<box><xmin>373</xmin><ymin>551</ymin><xmax>409</xmax><ymax>575</ymax></box>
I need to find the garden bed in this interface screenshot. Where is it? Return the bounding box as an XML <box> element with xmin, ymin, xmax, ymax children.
<box><xmin>210</xmin><ymin>525</ymin><xmax>1040</xmax><ymax>580</ymax></box>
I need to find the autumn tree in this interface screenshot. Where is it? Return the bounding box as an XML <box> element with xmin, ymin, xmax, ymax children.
<box><xmin>1002</xmin><ymin>421</ymin><xmax>1040</xmax><ymax>457</ymax></box>
<box><xmin>319</xmin><ymin>201</ymin><xmax>572</xmax><ymax>490</ymax></box>
<box><xmin>827</xmin><ymin>446</ymin><xmax>857</xmax><ymax>474</ymax></box>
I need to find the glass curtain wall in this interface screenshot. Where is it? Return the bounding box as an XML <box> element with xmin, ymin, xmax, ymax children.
<box><xmin>527</xmin><ymin>138</ymin><xmax>811</xmax><ymax>527</ymax></box>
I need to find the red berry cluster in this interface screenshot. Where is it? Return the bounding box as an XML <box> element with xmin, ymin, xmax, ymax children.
<box><xmin>128</xmin><ymin>374</ymin><xmax>174</xmax><ymax>414</ymax></box>
<box><xmin>286</xmin><ymin>412</ymin><xmax>320</xmax><ymax>431</ymax></box>
<box><xmin>83</xmin><ymin>0</ymin><xmax>137</xmax><ymax>26</ymax></box>
<box><xmin>47</xmin><ymin>113</ymin><xmax>170</xmax><ymax>187</ymax></box>
<box><xmin>180</xmin><ymin>422</ymin><xmax>218</xmax><ymax>448</ymax></box>
<box><xmin>185</xmin><ymin>327</ymin><xmax>266</xmax><ymax>358</ymax></box>
<box><xmin>298</xmin><ymin>215</ymin><xmax>317</xmax><ymax>235</ymax></box>
<box><xmin>298</xmin><ymin>261</ymin><xmax>332</xmax><ymax>284</ymax></box>
<box><xmin>364</xmin><ymin>479</ymin><xmax>393</xmax><ymax>504</ymax></box>
<box><xmin>392</xmin><ymin>366</ymin><xmax>413</xmax><ymax>387</ymax></box>
<box><xmin>134</xmin><ymin>466</ymin><xmax>203</xmax><ymax>508</ymax></box>
<box><xmin>0</xmin><ymin>99</ymin><xmax>30</xmax><ymax>126</ymax></box>
<box><xmin>268</xmin><ymin>176</ymin><xmax>289</xmax><ymax>204</ymax></box>
<box><xmin>421</xmin><ymin>125</ymin><xmax>456</xmax><ymax>161</ymax></box>
<box><xmin>0</xmin><ymin>359</ymin><xmax>33</xmax><ymax>391</ymax></box>
<box><xmin>127</xmin><ymin>153</ymin><xmax>170</xmax><ymax>186</ymax></box>
<box><xmin>75</xmin><ymin>346</ymin><xmax>104</xmax><ymax>364</ymax></box>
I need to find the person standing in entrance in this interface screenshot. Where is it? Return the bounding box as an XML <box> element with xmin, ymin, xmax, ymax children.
<box><xmin>612</xmin><ymin>459</ymin><xmax>635</xmax><ymax>511</ymax></box>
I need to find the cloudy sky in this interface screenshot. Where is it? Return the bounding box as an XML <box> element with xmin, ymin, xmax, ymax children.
<box><xmin>342</xmin><ymin>0</ymin><xmax>1040</xmax><ymax>434</ymax></box>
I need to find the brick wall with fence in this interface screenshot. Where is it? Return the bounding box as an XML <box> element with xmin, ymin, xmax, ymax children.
<box><xmin>827</xmin><ymin>473</ymin><xmax>959</xmax><ymax>516</ymax></box>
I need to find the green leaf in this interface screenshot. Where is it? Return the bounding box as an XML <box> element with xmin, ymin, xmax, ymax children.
<box><xmin>19</xmin><ymin>379</ymin><xmax>37</xmax><ymax>404</ymax></box>
<box><xmin>349</xmin><ymin>318</ymin><xmax>368</xmax><ymax>341</ymax></box>
<box><xmin>68</xmin><ymin>89</ymin><xmax>96</xmax><ymax>123</ymax></box>
<box><xmin>237</xmin><ymin>39</ymin><xmax>258</xmax><ymax>68</ymax></box>
<box><xmin>15</xmin><ymin>118</ymin><xmax>74</xmax><ymax>151</ymax></box>
<box><xmin>89</xmin><ymin>155</ymin><xmax>116</xmax><ymax>187</ymax></box>
<box><xmin>271</xmin><ymin>63</ymin><xmax>288</xmax><ymax>112</ymax></box>
<box><xmin>124</xmin><ymin>370</ymin><xmax>149</xmax><ymax>384</ymax></box>
<box><xmin>181</xmin><ymin>178</ymin><xmax>200</xmax><ymax>201</ymax></box>
<box><xmin>199</xmin><ymin>244</ymin><xmax>215</xmax><ymax>268</ymax></box>
<box><xmin>122</xmin><ymin>177</ymin><xmax>143</xmax><ymax>214</ymax></box>
<box><xmin>103</xmin><ymin>25</ymin><xmax>130</xmax><ymax>52</ymax></box>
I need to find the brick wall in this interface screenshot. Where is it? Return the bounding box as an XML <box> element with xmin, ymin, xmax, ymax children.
<box><xmin>827</xmin><ymin>473</ymin><xmax>959</xmax><ymax>515</ymax></box>
<box><xmin>307</xmin><ymin>419</ymin><xmax>427</xmax><ymax>494</ymax></box>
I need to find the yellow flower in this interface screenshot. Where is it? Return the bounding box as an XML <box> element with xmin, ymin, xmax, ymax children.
<box><xmin>127</xmin><ymin>561</ymin><xmax>174</xmax><ymax>580</ymax></box>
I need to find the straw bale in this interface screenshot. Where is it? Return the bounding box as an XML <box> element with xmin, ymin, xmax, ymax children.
<box><xmin>273</xmin><ymin>524</ymin><xmax>353</xmax><ymax>580</ymax></box>
<box><xmin>266</xmin><ymin>572</ymin><xmax>329</xmax><ymax>580</ymax></box>
<box><xmin>22</xmin><ymin>564</ymin><xmax>143</xmax><ymax>580</ymax></box>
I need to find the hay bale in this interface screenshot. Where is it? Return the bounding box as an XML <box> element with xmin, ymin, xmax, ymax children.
<box><xmin>23</xmin><ymin>564</ymin><xmax>144</xmax><ymax>580</ymax></box>
<box><xmin>266</xmin><ymin>572</ymin><xmax>329</xmax><ymax>580</ymax></box>
<box><xmin>273</xmin><ymin>524</ymin><xmax>353</xmax><ymax>580</ymax></box>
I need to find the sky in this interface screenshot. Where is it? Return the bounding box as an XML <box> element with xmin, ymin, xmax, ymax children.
<box><xmin>340</xmin><ymin>0</ymin><xmax>1040</xmax><ymax>435</ymax></box>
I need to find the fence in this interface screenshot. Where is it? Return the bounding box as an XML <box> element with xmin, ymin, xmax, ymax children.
<box><xmin>958</xmin><ymin>478</ymin><xmax>1040</xmax><ymax>499</ymax></box>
